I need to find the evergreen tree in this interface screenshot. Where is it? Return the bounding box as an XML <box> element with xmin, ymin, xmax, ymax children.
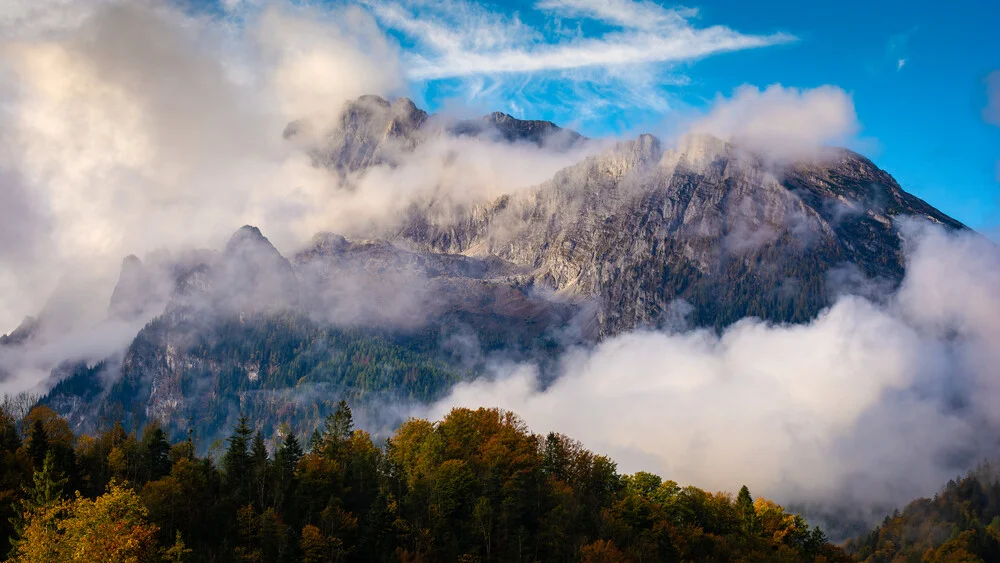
<box><xmin>737</xmin><ymin>484</ymin><xmax>757</xmax><ymax>533</ymax></box>
<box><xmin>250</xmin><ymin>431</ymin><xmax>270</xmax><ymax>510</ymax></box>
<box><xmin>222</xmin><ymin>414</ymin><xmax>253</xmax><ymax>506</ymax></box>
<box><xmin>11</xmin><ymin>450</ymin><xmax>68</xmax><ymax>553</ymax></box>
<box><xmin>24</xmin><ymin>451</ymin><xmax>67</xmax><ymax>509</ymax></box>
<box><xmin>25</xmin><ymin>420</ymin><xmax>47</xmax><ymax>470</ymax></box>
<box><xmin>0</xmin><ymin>408</ymin><xmax>20</xmax><ymax>453</ymax></box>
<box><xmin>275</xmin><ymin>433</ymin><xmax>303</xmax><ymax>471</ymax></box>
<box><xmin>273</xmin><ymin>432</ymin><xmax>302</xmax><ymax>516</ymax></box>
<box><xmin>141</xmin><ymin>423</ymin><xmax>172</xmax><ymax>482</ymax></box>
<box><xmin>318</xmin><ymin>400</ymin><xmax>354</xmax><ymax>460</ymax></box>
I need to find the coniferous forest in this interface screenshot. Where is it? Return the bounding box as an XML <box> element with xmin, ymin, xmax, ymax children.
<box><xmin>0</xmin><ymin>397</ymin><xmax>850</xmax><ymax>562</ymax></box>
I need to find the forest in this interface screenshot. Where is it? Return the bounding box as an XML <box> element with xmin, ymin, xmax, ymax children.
<box><xmin>846</xmin><ymin>463</ymin><xmax>1000</xmax><ymax>562</ymax></box>
<box><xmin>0</xmin><ymin>396</ymin><xmax>849</xmax><ymax>562</ymax></box>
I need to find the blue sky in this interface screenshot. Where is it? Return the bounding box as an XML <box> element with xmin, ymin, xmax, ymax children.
<box><xmin>202</xmin><ymin>0</ymin><xmax>999</xmax><ymax>229</ymax></box>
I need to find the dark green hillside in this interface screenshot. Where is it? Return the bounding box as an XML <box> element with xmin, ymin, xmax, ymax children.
<box><xmin>0</xmin><ymin>401</ymin><xmax>849</xmax><ymax>562</ymax></box>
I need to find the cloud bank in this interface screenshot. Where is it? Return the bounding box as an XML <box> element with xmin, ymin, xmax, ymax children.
<box><xmin>425</xmin><ymin>224</ymin><xmax>1000</xmax><ymax>519</ymax></box>
<box><xmin>687</xmin><ymin>84</ymin><xmax>860</xmax><ymax>159</ymax></box>
<box><xmin>2</xmin><ymin>1</ymin><xmax>995</xmax><ymax>536</ymax></box>
<box><xmin>0</xmin><ymin>0</ymin><xmax>596</xmax><ymax>336</ymax></box>
<box><xmin>0</xmin><ymin>0</ymin><xmax>400</xmax><ymax>330</ymax></box>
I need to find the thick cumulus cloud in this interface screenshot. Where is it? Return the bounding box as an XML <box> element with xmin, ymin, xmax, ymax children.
<box><xmin>0</xmin><ymin>0</ymin><xmax>589</xmax><ymax>333</ymax></box>
<box><xmin>425</xmin><ymin>224</ymin><xmax>1000</xmax><ymax>517</ymax></box>
<box><xmin>0</xmin><ymin>0</ymin><xmax>400</xmax><ymax>331</ymax></box>
<box><xmin>686</xmin><ymin>84</ymin><xmax>859</xmax><ymax>160</ymax></box>
<box><xmin>0</xmin><ymin>0</ymin><xmax>602</xmax><ymax>395</ymax></box>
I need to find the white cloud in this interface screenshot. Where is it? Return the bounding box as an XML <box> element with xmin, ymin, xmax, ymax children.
<box><xmin>0</xmin><ymin>0</ymin><xmax>606</xmax><ymax>394</ymax></box>
<box><xmin>887</xmin><ymin>28</ymin><xmax>916</xmax><ymax>74</ymax></box>
<box><xmin>0</xmin><ymin>0</ymin><xmax>405</xmax><ymax>332</ymax></box>
<box><xmin>536</xmin><ymin>0</ymin><xmax>697</xmax><ymax>31</ymax></box>
<box><xmin>371</xmin><ymin>0</ymin><xmax>793</xmax><ymax>79</ymax></box>
<box><xmin>425</xmin><ymin>225</ymin><xmax>1000</xmax><ymax>517</ymax></box>
<box><xmin>687</xmin><ymin>84</ymin><xmax>859</xmax><ymax>159</ymax></box>
<box><xmin>363</xmin><ymin>0</ymin><xmax>793</xmax><ymax>127</ymax></box>
<box><xmin>0</xmin><ymin>0</ymin><xmax>119</xmax><ymax>39</ymax></box>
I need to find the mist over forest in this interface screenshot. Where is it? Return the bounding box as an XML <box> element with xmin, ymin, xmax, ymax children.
<box><xmin>0</xmin><ymin>0</ymin><xmax>998</xmax><ymax>561</ymax></box>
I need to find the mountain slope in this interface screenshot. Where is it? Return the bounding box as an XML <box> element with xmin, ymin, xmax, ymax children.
<box><xmin>388</xmin><ymin>132</ymin><xmax>963</xmax><ymax>332</ymax></box>
<box><xmin>31</xmin><ymin>96</ymin><xmax>966</xmax><ymax>443</ymax></box>
<box><xmin>847</xmin><ymin>463</ymin><xmax>1000</xmax><ymax>562</ymax></box>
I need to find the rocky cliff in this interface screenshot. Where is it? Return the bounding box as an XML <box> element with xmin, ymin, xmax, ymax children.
<box><xmin>31</xmin><ymin>95</ymin><xmax>965</xmax><ymax>442</ymax></box>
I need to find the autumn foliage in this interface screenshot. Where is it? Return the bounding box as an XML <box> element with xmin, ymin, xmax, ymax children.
<box><xmin>0</xmin><ymin>400</ymin><xmax>850</xmax><ymax>562</ymax></box>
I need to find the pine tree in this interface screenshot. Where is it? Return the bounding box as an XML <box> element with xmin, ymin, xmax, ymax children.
<box><xmin>222</xmin><ymin>414</ymin><xmax>253</xmax><ymax>506</ymax></box>
<box><xmin>275</xmin><ymin>433</ymin><xmax>303</xmax><ymax>470</ymax></box>
<box><xmin>250</xmin><ymin>431</ymin><xmax>269</xmax><ymax>510</ymax></box>
<box><xmin>11</xmin><ymin>451</ymin><xmax>68</xmax><ymax>552</ymax></box>
<box><xmin>26</xmin><ymin>420</ymin><xmax>47</xmax><ymax>470</ymax></box>
<box><xmin>737</xmin><ymin>484</ymin><xmax>757</xmax><ymax>534</ymax></box>
<box><xmin>24</xmin><ymin>451</ymin><xmax>67</xmax><ymax>511</ymax></box>
<box><xmin>272</xmin><ymin>432</ymin><xmax>302</xmax><ymax>513</ymax></box>
<box><xmin>142</xmin><ymin>423</ymin><xmax>171</xmax><ymax>482</ymax></box>
<box><xmin>318</xmin><ymin>400</ymin><xmax>353</xmax><ymax>459</ymax></box>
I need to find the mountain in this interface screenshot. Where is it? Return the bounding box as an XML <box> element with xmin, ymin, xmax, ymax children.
<box><xmin>31</xmin><ymin>95</ymin><xmax>964</xmax><ymax>445</ymax></box>
<box><xmin>284</xmin><ymin>95</ymin><xmax>586</xmax><ymax>177</ymax></box>
<box><xmin>388</xmin><ymin>131</ymin><xmax>963</xmax><ymax>334</ymax></box>
<box><xmin>40</xmin><ymin>224</ymin><xmax>577</xmax><ymax>441</ymax></box>
<box><xmin>451</xmin><ymin>111</ymin><xmax>586</xmax><ymax>149</ymax></box>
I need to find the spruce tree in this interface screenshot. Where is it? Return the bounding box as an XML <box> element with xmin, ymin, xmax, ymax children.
<box><xmin>319</xmin><ymin>400</ymin><xmax>353</xmax><ymax>459</ymax></box>
<box><xmin>250</xmin><ymin>431</ymin><xmax>269</xmax><ymax>509</ymax></box>
<box><xmin>26</xmin><ymin>420</ymin><xmax>47</xmax><ymax>470</ymax></box>
<box><xmin>142</xmin><ymin>424</ymin><xmax>172</xmax><ymax>482</ymax></box>
<box><xmin>737</xmin><ymin>484</ymin><xmax>757</xmax><ymax>533</ymax></box>
<box><xmin>222</xmin><ymin>414</ymin><xmax>253</xmax><ymax>505</ymax></box>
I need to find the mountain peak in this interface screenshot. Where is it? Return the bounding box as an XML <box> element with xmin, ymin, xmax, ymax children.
<box><xmin>0</xmin><ymin>315</ymin><xmax>38</xmax><ymax>346</ymax></box>
<box><xmin>291</xmin><ymin>96</ymin><xmax>587</xmax><ymax>175</ymax></box>
<box><xmin>355</xmin><ymin>94</ymin><xmax>391</xmax><ymax>108</ymax></box>
<box><xmin>225</xmin><ymin>225</ymin><xmax>268</xmax><ymax>251</ymax></box>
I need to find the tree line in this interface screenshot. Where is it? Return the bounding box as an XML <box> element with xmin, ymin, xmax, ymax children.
<box><xmin>0</xmin><ymin>396</ymin><xmax>849</xmax><ymax>562</ymax></box>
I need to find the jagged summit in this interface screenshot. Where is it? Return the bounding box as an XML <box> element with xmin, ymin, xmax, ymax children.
<box><xmin>289</xmin><ymin>95</ymin><xmax>588</xmax><ymax>176</ymax></box>
<box><xmin>0</xmin><ymin>316</ymin><xmax>38</xmax><ymax>346</ymax></box>
<box><xmin>224</xmin><ymin>225</ymin><xmax>275</xmax><ymax>254</ymax></box>
<box><xmin>388</xmin><ymin>124</ymin><xmax>966</xmax><ymax>333</ymax></box>
<box><xmin>461</xmin><ymin>111</ymin><xmax>586</xmax><ymax>148</ymax></box>
<box><xmin>37</xmin><ymin>96</ymin><xmax>970</xmax><ymax>445</ymax></box>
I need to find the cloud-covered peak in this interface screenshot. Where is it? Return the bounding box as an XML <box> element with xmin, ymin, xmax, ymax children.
<box><xmin>686</xmin><ymin>84</ymin><xmax>859</xmax><ymax>161</ymax></box>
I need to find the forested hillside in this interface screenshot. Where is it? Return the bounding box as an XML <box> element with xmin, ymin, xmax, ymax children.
<box><xmin>0</xmin><ymin>398</ymin><xmax>847</xmax><ymax>562</ymax></box>
<box><xmin>846</xmin><ymin>464</ymin><xmax>1000</xmax><ymax>562</ymax></box>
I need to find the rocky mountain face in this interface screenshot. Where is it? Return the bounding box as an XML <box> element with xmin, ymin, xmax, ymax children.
<box><xmin>284</xmin><ymin>95</ymin><xmax>585</xmax><ymax>179</ymax></box>
<box><xmin>28</xmin><ymin>95</ymin><xmax>965</xmax><ymax>442</ymax></box>
<box><xmin>388</xmin><ymin>130</ymin><xmax>962</xmax><ymax>333</ymax></box>
<box><xmin>39</xmin><ymin>220</ymin><xmax>576</xmax><ymax>438</ymax></box>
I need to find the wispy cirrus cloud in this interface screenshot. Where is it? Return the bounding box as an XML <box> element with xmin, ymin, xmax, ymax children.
<box><xmin>361</xmin><ymin>0</ymin><xmax>794</xmax><ymax>127</ymax></box>
<box><xmin>887</xmin><ymin>27</ymin><xmax>917</xmax><ymax>73</ymax></box>
<box><xmin>369</xmin><ymin>0</ymin><xmax>792</xmax><ymax>78</ymax></box>
<box><xmin>535</xmin><ymin>0</ymin><xmax>698</xmax><ymax>30</ymax></box>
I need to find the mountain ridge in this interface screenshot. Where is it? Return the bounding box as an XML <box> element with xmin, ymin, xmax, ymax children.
<box><xmin>13</xmin><ymin>94</ymin><xmax>967</xmax><ymax>452</ymax></box>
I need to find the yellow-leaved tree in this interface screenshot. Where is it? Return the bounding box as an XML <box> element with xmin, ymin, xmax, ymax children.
<box><xmin>11</xmin><ymin>481</ymin><xmax>162</xmax><ymax>563</ymax></box>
